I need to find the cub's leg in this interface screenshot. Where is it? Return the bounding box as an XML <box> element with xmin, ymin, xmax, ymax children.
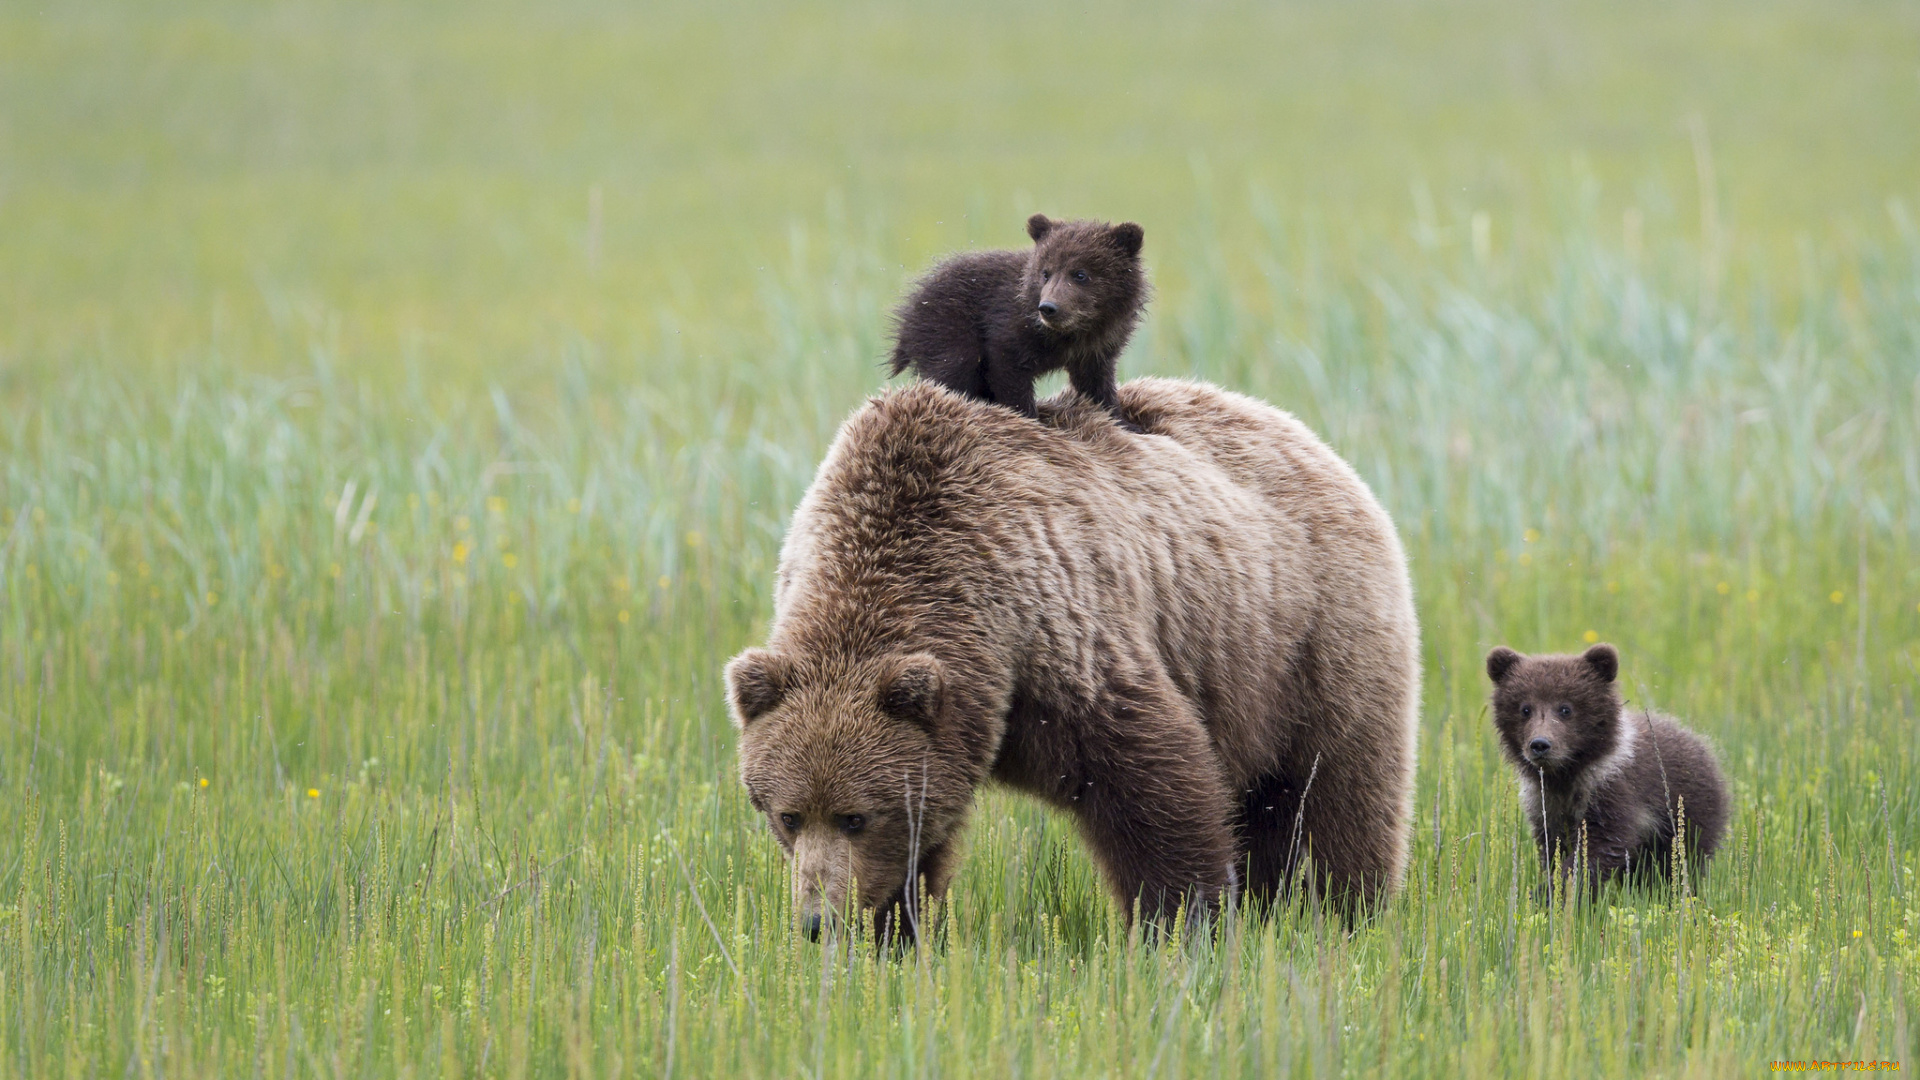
<box><xmin>982</xmin><ymin>358</ymin><xmax>1040</xmax><ymax>419</ymax></box>
<box><xmin>1067</xmin><ymin>361</ymin><xmax>1142</xmax><ymax>432</ymax></box>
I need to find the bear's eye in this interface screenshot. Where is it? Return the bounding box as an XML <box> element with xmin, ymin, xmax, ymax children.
<box><xmin>1073</xmin><ymin>270</ymin><xmax>1089</xmax><ymax>283</ymax></box>
<box><xmin>839</xmin><ymin>814</ymin><xmax>865</xmax><ymax>835</ymax></box>
<box><xmin>1557</xmin><ymin>704</ymin><xmax>1573</xmax><ymax>719</ymax></box>
<box><xmin>778</xmin><ymin>813</ymin><xmax>800</xmax><ymax>832</ymax></box>
<box><xmin>1040</xmin><ymin>269</ymin><xmax>1051</xmax><ymax>281</ymax></box>
<box><xmin>1520</xmin><ymin>704</ymin><xmax>1533</xmax><ymax>718</ymax></box>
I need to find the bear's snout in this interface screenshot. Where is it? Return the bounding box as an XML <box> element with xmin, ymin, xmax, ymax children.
<box><xmin>790</xmin><ymin>830</ymin><xmax>853</xmax><ymax>937</ymax></box>
<box><xmin>1520</xmin><ymin>729</ymin><xmax>1568</xmax><ymax>770</ymax></box>
<box><xmin>1035</xmin><ymin>281</ymin><xmax>1082</xmax><ymax>329</ymax></box>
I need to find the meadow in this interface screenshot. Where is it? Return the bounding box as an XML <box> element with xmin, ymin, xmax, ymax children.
<box><xmin>2</xmin><ymin>0</ymin><xmax>1918</xmax><ymax>1075</ymax></box>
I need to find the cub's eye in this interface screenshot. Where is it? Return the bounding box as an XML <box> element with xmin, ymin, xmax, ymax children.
<box><xmin>1040</xmin><ymin>269</ymin><xmax>1051</xmax><ymax>281</ymax></box>
<box><xmin>1520</xmin><ymin>704</ymin><xmax>1533</xmax><ymax>718</ymax></box>
<box><xmin>1557</xmin><ymin>705</ymin><xmax>1573</xmax><ymax>719</ymax></box>
<box><xmin>778</xmin><ymin>813</ymin><xmax>800</xmax><ymax>831</ymax></box>
<box><xmin>1073</xmin><ymin>270</ymin><xmax>1089</xmax><ymax>283</ymax></box>
<box><xmin>840</xmin><ymin>814</ymin><xmax>865</xmax><ymax>835</ymax></box>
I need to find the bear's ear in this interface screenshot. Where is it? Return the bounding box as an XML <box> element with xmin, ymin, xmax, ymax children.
<box><xmin>1582</xmin><ymin>643</ymin><xmax>1619</xmax><ymax>683</ymax></box>
<box><xmin>880</xmin><ymin>653</ymin><xmax>944</xmax><ymax>729</ymax></box>
<box><xmin>1027</xmin><ymin>214</ymin><xmax>1054</xmax><ymax>243</ymax></box>
<box><xmin>725</xmin><ymin>648</ymin><xmax>792</xmax><ymax>729</ymax></box>
<box><xmin>1110</xmin><ymin>222</ymin><xmax>1144</xmax><ymax>257</ymax></box>
<box><xmin>1485</xmin><ymin>646</ymin><xmax>1523</xmax><ymax>685</ymax></box>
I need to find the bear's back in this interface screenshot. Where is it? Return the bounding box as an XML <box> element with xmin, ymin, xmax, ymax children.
<box><xmin>774</xmin><ymin>379</ymin><xmax>1410</xmax><ymax>675</ymax></box>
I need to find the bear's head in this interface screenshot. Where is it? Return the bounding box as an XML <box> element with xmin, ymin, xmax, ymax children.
<box><xmin>1485</xmin><ymin>644</ymin><xmax>1626</xmax><ymax>780</ymax></box>
<box><xmin>725</xmin><ymin>646</ymin><xmax>967</xmax><ymax>941</ymax></box>
<box><xmin>1022</xmin><ymin>214</ymin><xmax>1146</xmax><ymax>337</ymax></box>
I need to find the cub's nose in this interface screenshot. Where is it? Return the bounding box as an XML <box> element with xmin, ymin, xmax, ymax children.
<box><xmin>1527</xmin><ymin>737</ymin><xmax>1552</xmax><ymax>756</ymax></box>
<box><xmin>803</xmin><ymin>913</ymin><xmax>823</xmax><ymax>942</ymax></box>
<box><xmin>1037</xmin><ymin>301</ymin><xmax>1059</xmax><ymax>317</ymax></box>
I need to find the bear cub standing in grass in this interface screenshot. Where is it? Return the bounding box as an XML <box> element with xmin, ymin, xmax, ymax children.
<box><xmin>1486</xmin><ymin>643</ymin><xmax>1728</xmax><ymax>892</ymax></box>
<box><xmin>888</xmin><ymin>214</ymin><xmax>1147</xmax><ymax>428</ymax></box>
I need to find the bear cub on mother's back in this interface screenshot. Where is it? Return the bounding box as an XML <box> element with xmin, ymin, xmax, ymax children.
<box><xmin>1486</xmin><ymin>643</ymin><xmax>1729</xmax><ymax>892</ymax></box>
<box><xmin>888</xmin><ymin>214</ymin><xmax>1147</xmax><ymax>427</ymax></box>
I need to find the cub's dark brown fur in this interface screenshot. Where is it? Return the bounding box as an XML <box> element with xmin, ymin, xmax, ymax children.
<box><xmin>727</xmin><ymin>379</ymin><xmax>1422</xmax><ymax>941</ymax></box>
<box><xmin>887</xmin><ymin>214</ymin><xmax>1147</xmax><ymax>426</ymax></box>
<box><xmin>1486</xmin><ymin>644</ymin><xmax>1729</xmax><ymax>893</ymax></box>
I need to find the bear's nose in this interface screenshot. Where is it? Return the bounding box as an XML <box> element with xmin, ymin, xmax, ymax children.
<box><xmin>803</xmin><ymin>913</ymin><xmax>823</xmax><ymax>942</ymax></box>
<box><xmin>1037</xmin><ymin>301</ymin><xmax>1059</xmax><ymax>318</ymax></box>
<box><xmin>1528</xmin><ymin>737</ymin><xmax>1552</xmax><ymax>756</ymax></box>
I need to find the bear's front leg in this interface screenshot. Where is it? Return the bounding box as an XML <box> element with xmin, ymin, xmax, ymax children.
<box><xmin>1063</xmin><ymin>679</ymin><xmax>1238</xmax><ymax>926</ymax></box>
<box><xmin>872</xmin><ymin>840</ymin><xmax>958</xmax><ymax>947</ymax></box>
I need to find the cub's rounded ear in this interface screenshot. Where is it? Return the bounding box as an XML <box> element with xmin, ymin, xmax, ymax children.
<box><xmin>880</xmin><ymin>653</ymin><xmax>944</xmax><ymax>729</ymax></box>
<box><xmin>1110</xmin><ymin>222</ymin><xmax>1144</xmax><ymax>257</ymax></box>
<box><xmin>1582</xmin><ymin>643</ymin><xmax>1619</xmax><ymax>683</ymax></box>
<box><xmin>1027</xmin><ymin>214</ymin><xmax>1055</xmax><ymax>242</ymax></box>
<box><xmin>725</xmin><ymin>648</ymin><xmax>791</xmax><ymax>729</ymax></box>
<box><xmin>1485</xmin><ymin>646</ymin><xmax>1523</xmax><ymax>685</ymax></box>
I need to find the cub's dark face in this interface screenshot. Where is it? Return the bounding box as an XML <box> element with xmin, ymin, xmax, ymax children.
<box><xmin>725</xmin><ymin>647</ymin><xmax>966</xmax><ymax>939</ymax></box>
<box><xmin>1021</xmin><ymin>214</ymin><xmax>1146</xmax><ymax>336</ymax></box>
<box><xmin>1486</xmin><ymin>644</ymin><xmax>1626</xmax><ymax>779</ymax></box>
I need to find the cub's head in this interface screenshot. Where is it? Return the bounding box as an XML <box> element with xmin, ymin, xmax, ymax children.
<box><xmin>725</xmin><ymin>646</ymin><xmax>967</xmax><ymax>941</ymax></box>
<box><xmin>1022</xmin><ymin>214</ymin><xmax>1146</xmax><ymax>336</ymax></box>
<box><xmin>1485</xmin><ymin>644</ymin><xmax>1626</xmax><ymax>779</ymax></box>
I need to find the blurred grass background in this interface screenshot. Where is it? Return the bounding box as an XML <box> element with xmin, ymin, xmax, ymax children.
<box><xmin>2</xmin><ymin>0</ymin><xmax>1918</xmax><ymax>1076</ymax></box>
<box><xmin>6</xmin><ymin>0</ymin><xmax>1918</xmax><ymax>381</ymax></box>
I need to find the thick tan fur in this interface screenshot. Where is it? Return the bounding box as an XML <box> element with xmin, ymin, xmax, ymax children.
<box><xmin>727</xmin><ymin>377</ymin><xmax>1421</xmax><ymax>936</ymax></box>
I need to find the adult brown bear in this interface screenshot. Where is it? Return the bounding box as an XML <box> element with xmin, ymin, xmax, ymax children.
<box><xmin>726</xmin><ymin>378</ymin><xmax>1420</xmax><ymax>939</ymax></box>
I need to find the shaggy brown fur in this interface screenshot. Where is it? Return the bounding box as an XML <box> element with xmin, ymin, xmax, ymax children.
<box><xmin>727</xmin><ymin>378</ymin><xmax>1422</xmax><ymax>939</ymax></box>
<box><xmin>886</xmin><ymin>214</ymin><xmax>1147</xmax><ymax>427</ymax></box>
<box><xmin>1486</xmin><ymin>644</ymin><xmax>1729</xmax><ymax>893</ymax></box>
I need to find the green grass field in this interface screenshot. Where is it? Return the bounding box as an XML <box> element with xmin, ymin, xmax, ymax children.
<box><xmin>3</xmin><ymin>0</ymin><xmax>1918</xmax><ymax>1075</ymax></box>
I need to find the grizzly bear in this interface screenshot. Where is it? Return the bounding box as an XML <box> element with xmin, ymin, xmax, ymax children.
<box><xmin>726</xmin><ymin>378</ymin><xmax>1422</xmax><ymax>940</ymax></box>
<box><xmin>886</xmin><ymin>214</ymin><xmax>1147</xmax><ymax>428</ymax></box>
<box><xmin>1485</xmin><ymin>644</ymin><xmax>1729</xmax><ymax>893</ymax></box>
